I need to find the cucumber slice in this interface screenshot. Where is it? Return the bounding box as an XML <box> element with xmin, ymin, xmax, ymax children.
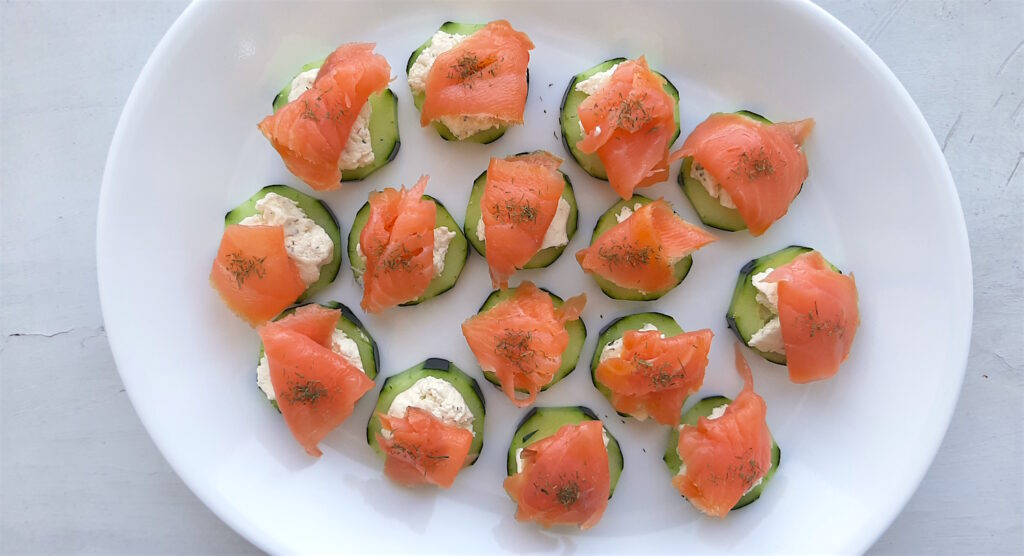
<box><xmin>224</xmin><ymin>185</ymin><xmax>342</xmax><ymax>302</ymax></box>
<box><xmin>463</xmin><ymin>156</ymin><xmax>579</xmax><ymax>269</ymax></box>
<box><xmin>589</xmin><ymin>312</ymin><xmax>684</xmax><ymax>403</ymax></box>
<box><xmin>726</xmin><ymin>245</ymin><xmax>840</xmax><ymax>365</ymax></box>
<box><xmin>407</xmin><ymin>22</ymin><xmax>521</xmax><ymax>144</ymax></box>
<box><xmin>678</xmin><ymin>157</ymin><xmax>747</xmax><ymax>232</ymax></box>
<box><xmin>366</xmin><ymin>358</ymin><xmax>486</xmax><ymax>464</ymax></box>
<box><xmin>663</xmin><ymin>396</ymin><xmax>781</xmax><ymax>511</ymax></box>
<box><xmin>347</xmin><ymin>195</ymin><xmax>468</xmax><ymax>306</ymax></box>
<box><xmin>256</xmin><ymin>301</ymin><xmax>380</xmax><ymax>412</ymax></box>
<box><xmin>271</xmin><ymin>60</ymin><xmax>400</xmax><ymax>182</ymax></box>
<box><xmin>585</xmin><ymin>195</ymin><xmax>693</xmax><ymax>301</ymax></box>
<box><xmin>506</xmin><ymin>406</ymin><xmax>624</xmax><ymax>497</ymax></box>
<box><xmin>474</xmin><ymin>285</ymin><xmax>587</xmax><ymax>393</ymax></box>
<box><xmin>559</xmin><ymin>58</ymin><xmax>681</xmax><ymax>179</ymax></box>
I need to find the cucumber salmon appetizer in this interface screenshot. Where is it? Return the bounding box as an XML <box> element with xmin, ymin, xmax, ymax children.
<box><xmin>367</xmin><ymin>358</ymin><xmax>485</xmax><ymax>488</ymax></box>
<box><xmin>504</xmin><ymin>406</ymin><xmax>623</xmax><ymax>529</ymax></box>
<box><xmin>347</xmin><ymin>176</ymin><xmax>468</xmax><ymax>312</ymax></box>
<box><xmin>575</xmin><ymin>195</ymin><xmax>716</xmax><ymax>301</ymax></box>
<box><xmin>559</xmin><ymin>57</ymin><xmax>681</xmax><ymax>199</ymax></box>
<box><xmin>407</xmin><ymin>20</ymin><xmax>533</xmax><ymax>143</ymax></box>
<box><xmin>464</xmin><ymin>151</ymin><xmax>579</xmax><ymax>287</ymax></box>
<box><xmin>256</xmin><ymin>304</ymin><xmax>376</xmax><ymax>457</ymax></box>
<box><xmin>669</xmin><ymin>110</ymin><xmax>814</xmax><ymax>235</ymax></box>
<box><xmin>664</xmin><ymin>345</ymin><xmax>780</xmax><ymax>516</ymax></box>
<box><xmin>271</xmin><ymin>58</ymin><xmax>399</xmax><ymax>182</ymax></box>
<box><xmin>590</xmin><ymin>312</ymin><xmax>713</xmax><ymax>425</ymax></box>
<box><xmin>727</xmin><ymin>245</ymin><xmax>859</xmax><ymax>383</ymax></box>
<box><xmin>212</xmin><ymin>185</ymin><xmax>342</xmax><ymax>325</ymax></box>
<box><xmin>258</xmin><ymin>43</ymin><xmax>395</xmax><ymax>191</ymax></box>
<box><xmin>256</xmin><ymin>301</ymin><xmax>379</xmax><ymax>412</ymax></box>
<box><xmin>461</xmin><ymin>282</ymin><xmax>587</xmax><ymax>407</ymax></box>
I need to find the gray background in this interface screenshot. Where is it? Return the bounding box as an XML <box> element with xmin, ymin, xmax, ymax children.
<box><xmin>2</xmin><ymin>0</ymin><xmax>1021</xmax><ymax>554</ymax></box>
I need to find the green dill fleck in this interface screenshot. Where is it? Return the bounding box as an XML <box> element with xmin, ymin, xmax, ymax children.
<box><xmin>225</xmin><ymin>251</ymin><xmax>266</xmax><ymax>288</ymax></box>
<box><xmin>286</xmin><ymin>374</ymin><xmax>328</xmax><ymax>406</ymax></box>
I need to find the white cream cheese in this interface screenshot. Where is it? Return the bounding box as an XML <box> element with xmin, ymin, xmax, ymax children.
<box><xmin>438</xmin><ymin>114</ymin><xmax>503</xmax><ymax>140</ymax></box>
<box><xmin>615</xmin><ymin>202</ymin><xmax>645</xmax><ymax>223</ymax></box>
<box><xmin>599</xmin><ymin>323</ymin><xmax>662</xmax><ymax>363</ymax></box>
<box><xmin>748</xmin><ymin>268</ymin><xmax>786</xmax><ymax>355</ymax></box>
<box><xmin>707</xmin><ymin>404</ymin><xmax>729</xmax><ymax>421</ymax></box>
<box><xmin>386</xmin><ymin>376</ymin><xmax>475</xmax><ymax>434</ymax></box>
<box><xmin>287</xmin><ymin>69</ymin><xmax>374</xmax><ymax>170</ymax></box>
<box><xmin>690</xmin><ymin>162</ymin><xmax>736</xmax><ymax>209</ymax></box>
<box><xmin>433</xmin><ymin>226</ymin><xmax>457</xmax><ymax>276</ymax></box>
<box><xmin>256</xmin><ymin>329</ymin><xmax>364</xmax><ymax>401</ymax></box>
<box><xmin>475</xmin><ymin>197</ymin><xmax>572</xmax><ymax>249</ymax></box>
<box><xmin>574</xmin><ymin>64</ymin><xmax>619</xmax><ymax>96</ymax></box>
<box><xmin>239</xmin><ymin>192</ymin><xmax>333</xmax><ymax>286</ymax></box>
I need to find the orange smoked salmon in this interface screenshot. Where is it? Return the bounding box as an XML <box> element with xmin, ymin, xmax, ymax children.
<box><xmin>375</xmin><ymin>407</ymin><xmax>474</xmax><ymax>488</ymax></box>
<box><xmin>258</xmin><ymin>305</ymin><xmax>375</xmax><ymax>457</ymax></box>
<box><xmin>258</xmin><ymin>43</ymin><xmax>391</xmax><ymax>191</ymax></box>
<box><xmin>670</xmin><ymin>112</ymin><xmax>814</xmax><ymax>235</ymax></box>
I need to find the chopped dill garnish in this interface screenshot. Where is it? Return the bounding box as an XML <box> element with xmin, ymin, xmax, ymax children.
<box><xmin>286</xmin><ymin>374</ymin><xmax>328</xmax><ymax>406</ymax></box>
<box><xmin>490</xmin><ymin>195</ymin><xmax>539</xmax><ymax>224</ymax></box>
<box><xmin>447</xmin><ymin>52</ymin><xmax>501</xmax><ymax>87</ymax></box>
<box><xmin>494</xmin><ymin>329</ymin><xmax>536</xmax><ymax>371</ymax></box>
<box><xmin>225</xmin><ymin>251</ymin><xmax>266</xmax><ymax>288</ymax></box>
<box><xmin>597</xmin><ymin>242</ymin><xmax>656</xmax><ymax>269</ymax></box>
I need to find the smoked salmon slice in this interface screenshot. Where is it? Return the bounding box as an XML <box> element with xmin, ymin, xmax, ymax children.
<box><xmin>375</xmin><ymin>407</ymin><xmax>475</xmax><ymax>488</ymax></box>
<box><xmin>258</xmin><ymin>43</ymin><xmax>391</xmax><ymax>191</ymax></box>
<box><xmin>672</xmin><ymin>344</ymin><xmax>774</xmax><ymax>517</ymax></box>
<box><xmin>210</xmin><ymin>224</ymin><xmax>307</xmax><ymax>326</ymax></box>
<box><xmin>595</xmin><ymin>328</ymin><xmax>713</xmax><ymax>425</ymax></box>
<box><xmin>462</xmin><ymin>281</ymin><xmax>586</xmax><ymax>407</ymax></box>
<box><xmin>670</xmin><ymin>112</ymin><xmax>814</xmax><ymax>235</ymax></box>
<box><xmin>359</xmin><ymin>176</ymin><xmax>437</xmax><ymax>313</ymax></box>
<box><xmin>764</xmin><ymin>251</ymin><xmax>859</xmax><ymax>383</ymax></box>
<box><xmin>483</xmin><ymin>152</ymin><xmax>566</xmax><ymax>288</ymax></box>
<box><xmin>503</xmin><ymin>420</ymin><xmax>611</xmax><ymax>529</ymax></box>
<box><xmin>259</xmin><ymin>306</ymin><xmax>375</xmax><ymax>457</ymax></box>
<box><xmin>576</xmin><ymin>199</ymin><xmax>716</xmax><ymax>294</ymax></box>
<box><xmin>420</xmin><ymin>20</ymin><xmax>533</xmax><ymax>128</ymax></box>
<box><xmin>576</xmin><ymin>57</ymin><xmax>677</xmax><ymax>199</ymax></box>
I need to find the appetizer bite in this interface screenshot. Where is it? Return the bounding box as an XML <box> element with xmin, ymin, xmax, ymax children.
<box><xmin>407</xmin><ymin>20</ymin><xmax>533</xmax><ymax>143</ymax></box>
<box><xmin>671</xmin><ymin>111</ymin><xmax>814</xmax><ymax>234</ymax></box>
<box><xmin>257</xmin><ymin>304</ymin><xmax>376</xmax><ymax>457</ymax></box>
<box><xmin>727</xmin><ymin>246</ymin><xmax>859</xmax><ymax>383</ymax></box>
<box><xmin>575</xmin><ymin>196</ymin><xmax>716</xmax><ymax>301</ymax></box>
<box><xmin>259</xmin><ymin>43</ymin><xmax>394</xmax><ymax>191</ymax></box>
<box><xmin>367</xmin><ymin>358</ymin><xmax>485</xmax><ymax>489</ymax></box>
<box><xmin>504</xmin><ymin>407</ymin><xmax>622</xmax><ymax>530</ymax></box>
<box><xmin>256</xmin><ymin>302</ymin><xmax>378</xmax><ymax>411</ymax></box>
<box><xmin>348</xmin><ymin>176</ymin><xmax>468</xmax><ymax>313</ymax></box>
<box><xmin>591</xmin><ymin>313</ymin><xmax>712</xmax><ymax>425</ymax></box>
<box><xmin>560</xmin><ymin>57</ymin><xmax>680</xmax><ymax>199</ymax></box>
<box><xmin>464</xmin><ymin>151</ymin><xmax>578</xmax><ymax>288</ymax></box>
<box><xmin>461</xmin><ymin>282</ymin><xmax>586</xmax><ymax>407</ymax></box>
<box><xmin>664</xmin><ymin>345</ymin><xmax>781</xmax><ymax>517</ymax></box>
<box><xmin>210</xmin><ymin>185</ymin><xmax>342</xmax><ymax>326</ymax></box>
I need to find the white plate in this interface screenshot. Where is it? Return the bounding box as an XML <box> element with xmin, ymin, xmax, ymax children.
<box><xmin>97</xmin><ymin>1</ymin><xmax>972</xmax><ymax>553</ymax></box>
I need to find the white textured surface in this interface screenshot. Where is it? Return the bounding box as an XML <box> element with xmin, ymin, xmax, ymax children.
<box><xmin>0</xmin><ymin>1</ymin><xmax>1020</xmax><ymax>555</ymax></box>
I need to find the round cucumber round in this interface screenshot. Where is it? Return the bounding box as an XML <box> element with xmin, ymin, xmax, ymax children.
<box><xmin>589</xmin><ymin>312</ymin><xmax>684</xmax><ymax>404</ymax></box>
<box><xmin>224</xmin><ymin>184</ymin><xmax>342</xmax><ymax>302</ymax></box>
<box><xmin>463</xmin><ymin>155</ymin><xmax>579</xmax><ymax>269</ymax></box>
<box><xmin>256</xmin><ymin>301</ymin><xmax>379</xmax><ymax>412</ymax></box>
<box><xmin>663</xmin><ymin>396</ymin><xmax>781</xmax><ymax>511</ymax></box>
<box><xmin>347</xmin><ymin>195</ymin><xmax>468</xmax><ymax>306</ymax></box>
<box><xmin>475</xmin><ymin>285</ymin><xmax>587</xmax><ymax>393</ymax></box>
<box><xmin>726</xmin><ymin>245</ymin><xmax>840</xmax><ymax>365</ymax></box>
<box><xmin>506</xmin><ymin>406</ymin><xmax>623</xmax><ymax>497</ymax></box>
<box><xmin>559</xmin><ymin>58</ymin><xmax>681</xmax><ymax>179</ymax></box>
<box><xmin>366</xmin><ymin>358</ymin><xmax>486</xmax><ymax>464</ymax></box>
<box><xmin>271</xmin><ymin>60</ymin><xmax>400</xmax><ymax>182</ymax></box>
<box><xmin>585</xmin><ymin>195</ymin><xmax>693</xmax><ymax>301</ymax></box>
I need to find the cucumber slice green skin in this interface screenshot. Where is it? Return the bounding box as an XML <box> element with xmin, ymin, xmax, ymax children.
<box><xmin>257</xmin><ymin>301</ymin><xmax>380</xmax><ymax>412</ymax></box>
<box><xmin>506</xmin><ymin>406</ymin><xmax>624</xmax><ymax>497</ymax></box>
<box><xmin>406</xmin><ymin>22</ymin><xmax>523</xmax><ymax>144</ymax></box>
<box><xmin>726</xmin><ymin>245</ymin><xmax>840</xmax><ymax>366</ymax></box>
<box><xmin>347</xmin><ymin>195</ymin><xmax>469</xmax><ymax>306</ymax></box>
<box><xmin>663</xmin><ymin>396</ymin><xmax>781</xmax><ymax>511</ymax></box>
<box><xmin>476</xmin><ymin>286</ymin><xmax>587</xmax><ymax>393</ymax></box>
<box><xmin>559</xmin><ymin>58</ymin><xmax>681</xmax><ymax>180</ymax></box>
<box><xmin>463</xmin><ymin>160</ymin><xmax>579</xmax><ymax>269</ymax></box>
<box><xmin>224</xmin><ymin>185</ymin><xmax>342</xmax><ymax>303</ymax></box>
<box><xmin>586</xmin><ymin>195</ymin><xmax>693</xmax><ymax>301</ymax></box>
<box><xmin>271</xmin><ymin>60</ymin><xmax>401</xmax><ymax>182</ymax></box>
<box><xmin>588</xmin><ymin>312</ymin><xmax>684</xmax><ymax>406</ymax></box>
<box><xmin>366</xmin><ymin>358</ymin><xmax>486</xmax><ymax>465</ymax></box>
